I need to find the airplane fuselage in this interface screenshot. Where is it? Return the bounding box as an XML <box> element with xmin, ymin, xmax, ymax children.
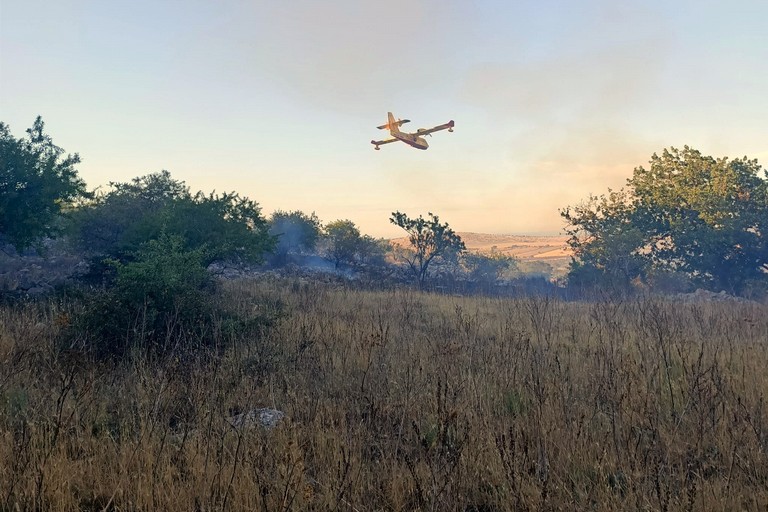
<box><xmin>393</xmin><ymin>132</ymin><xmax>429</xmax><ymax>150</ymax></box>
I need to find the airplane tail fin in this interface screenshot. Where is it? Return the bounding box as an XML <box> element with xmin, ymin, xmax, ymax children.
<box><xmin>387</xmin><ymin>112</ymin><xmax>398</xmax><ymax>134</ymax></box>
<box><xmin>376</xmin><ymin>112</ymin><xmax>409</xmax><ymax>134</ymax></box>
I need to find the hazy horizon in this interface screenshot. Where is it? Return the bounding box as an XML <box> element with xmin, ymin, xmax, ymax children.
<box><xmin>2</xmin><ymin>0</ymin><xmax>766</xmax><ymax>238</ymax></box>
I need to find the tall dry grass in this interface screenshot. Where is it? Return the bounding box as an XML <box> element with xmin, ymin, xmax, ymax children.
<box><xmin>1</xmin><ymin>278</ymin><xmax>767</xmax><ymax>511</ymax></box>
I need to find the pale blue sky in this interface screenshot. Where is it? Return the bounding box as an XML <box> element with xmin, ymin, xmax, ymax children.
<box><xmin>2</xmin><ymin>0</ymin><xmax>766</xmax><ymax>237</ymax></box>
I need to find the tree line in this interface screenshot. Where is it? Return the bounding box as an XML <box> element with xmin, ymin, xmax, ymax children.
<box><xmin>3</xmin><ymin>117</ymin><xmax>766</xmax><ymax>302</ymax></box>
<box><xmin>0</xmin><ymin>118</ymin><xmax>404</xmax><ymax>275</ymax></box>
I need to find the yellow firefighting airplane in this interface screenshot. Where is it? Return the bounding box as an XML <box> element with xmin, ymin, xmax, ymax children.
<box><xmin>371</xmin><ymin>112</ymin><xmax>454</xmax><ymax>150</ymax></box>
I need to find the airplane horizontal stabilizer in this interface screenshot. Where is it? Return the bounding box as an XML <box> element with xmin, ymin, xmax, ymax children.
<box><xmin>377</xmin><ymin>119</ymin><xmax>410</xmax><ymax>130</ymax></box>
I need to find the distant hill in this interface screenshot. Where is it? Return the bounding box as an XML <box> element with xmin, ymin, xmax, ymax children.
<box><xmin>390</xmin><ymin>232</ymin><xmax>571</xmax><ymax>259</ymax></box>
<box><xmin>389</xmin><ymin>232</ymin><xmax>573</xmax><ymax>278</ymax></box>
<box><xmin>453</xmin><ymin>232</ymin><xmax>570</xmax><ymax>260</ymax></box>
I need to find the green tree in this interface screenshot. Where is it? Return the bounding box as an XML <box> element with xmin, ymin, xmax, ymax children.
<box><xmin>0</xmin><ymin>117</ymin><xmax>88</xmax><ymax>251</ymax></box>
<box><xmin>69</xmin><ymin>171</ymin><xmax>274</xmax><ymax>266</ymax></box>
<box><xmin>463</xmin><ymin>250</ymin><xmax>517</xmax><ymax>286</ymax></box>
<box><xmin>69</xmin><ymin>171</ymin><xmax>185</xmax><ymax>259</ymax></box>
<box><xmin>357</xmin><ymin>235</ymin><xmax>390</xmax><ymax>268</ymax></box>
<box><xmin>631</xmin><ymin>147</ymin><xmax>767</xmax><ymax>293</ymax></box>
<box><xmin>561</xmin><ymin>189</ymin><xmax>649</xmax><ymax>291</ymax></box>
<box><xmin>165</xmin><ymin>191</ymin><xmax>274</xmax><ymax>264</ymax></box>
<box><xmin>390</xmin><ymin>211</ymin><xmax>465</xmax><ymax>289</ymax></box>
<box><xmin>268</xmin><ymin>210</ymin><xmax>322</xmax><ymax>266</ymax></box>
<box><xmin>323</xmin><ymin>219</ymin><xmax>362</xmax><ymax>269</ymax></box>
<box><xmin>562</xmin><ymin>147</ymin><xmax>768</xmax><ymax>295</ymax></box>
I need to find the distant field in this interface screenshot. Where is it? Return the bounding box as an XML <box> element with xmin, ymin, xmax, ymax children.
<box><xmin>391</xmin><ymin>232</ymin><xmax>573</xmax><ymax>277</ymax></box>
<box><xmin>391</xmin><ymin>232</ymin><xmax>571</xmax><ymax>260</ymax></box>
<box><xmin>455</xmin><ymin>232</ymin><xmax>571</xmax><ymax>259</ymax></box>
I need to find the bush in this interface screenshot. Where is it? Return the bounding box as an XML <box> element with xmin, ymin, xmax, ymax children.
<box><xmin>66</xmin><ymin>234</ymin><xmax>277</xmax><ymax>360</ymax></box>
<box><xmin>267</xmin><ymin>210</ymin><xmax>322</xmax><ymax>266</ymax></box>
<box><xmin>69</xmin><ymin>171</ymin><xmax>275</xmax><ymax>268</ymax></box>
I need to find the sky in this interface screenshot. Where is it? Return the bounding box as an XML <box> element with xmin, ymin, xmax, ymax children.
<box><xmin>1</xmin><ymin>0</ymin><xmax>766</xmax><ymax>238</ymax></box>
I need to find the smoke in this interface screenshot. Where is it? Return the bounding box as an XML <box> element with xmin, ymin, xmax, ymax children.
<box><xmin>450</xmin><ymin>4</ymin><xmax>673</xmax><ymax>232</ymax></box>
<box><xmin>198</xmin><ymin>0</ymin><xmax>465</xmax><ymax>115</ymax></box>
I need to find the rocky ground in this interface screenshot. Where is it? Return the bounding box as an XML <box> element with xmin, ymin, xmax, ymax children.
<box><xmin>0</xmin><ymin>241</ymin><xmax>87</xmax><ymax>296</ymax></box>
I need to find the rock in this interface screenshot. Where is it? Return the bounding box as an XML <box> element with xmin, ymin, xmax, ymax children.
<box><xmin>16</xmin><ymin>269</ymin><xmax>34</xmax><ymax>290</ymax></box>
<box><xmin>228</xmin><ymin>408</ymin><xmax>285</xmax><ymax>430</ymax></box>
<box><xmin>72</xmin><ymin>261</ymin><xmax>90</xmax><ymax>277</ymax></box>
<box><xmin>27</xmin><ymin>284</ymin><xmax>53</xmax><ymax>296</ymax></box>
<box><xmin>0</xmin><ymin>245</ymin><xmax>89</xmax><ymax>295</ymax></box>
<box><xmin>672</xmin><ymin>288</ymin><xmax>752</xmax><ymax>304</ymax></box>
<box><xmin>0</xmin><ymin>273</ymin><xmax>18</xmax><ymax>291</ymax></box>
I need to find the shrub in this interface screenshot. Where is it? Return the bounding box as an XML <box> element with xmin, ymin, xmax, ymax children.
<box><xmin>67</xmin><ymin>234</ymin><xmax>277</xmax><ymax>360</ymax></box>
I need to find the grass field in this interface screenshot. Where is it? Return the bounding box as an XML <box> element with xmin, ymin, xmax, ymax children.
<box><xmin>1</xmin><ymin>277</ymin><xmax>767</xmax><ymax>510</ymax></box>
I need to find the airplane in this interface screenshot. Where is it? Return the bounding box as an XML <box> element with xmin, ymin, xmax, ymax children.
<box><xmin>371</xmin><ymin>112</ymin><xmax>454</xmax><ymax>150</ymax></box>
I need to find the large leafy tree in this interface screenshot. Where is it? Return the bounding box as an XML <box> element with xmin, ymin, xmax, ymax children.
<box><xmin>321</xmin><ymin>220</ymin><xmax>388</xmax><ymax>270</ymax></box>
<box><xmin>68</xmin><ymin>173</ymin><xmax>276</xmax><ymax>357</ymax></box>
<box><xmin>69</xmin><ymin>171</ymin><xmax>184</xmax><ymax>258</ymax></box>
<box><xmin>561</xmin><ymin>189</ymin><xmax>649</xmax><ymax>291</ymax></box>
<box><xmin>390</xmin><ymin>211</ymin><xmax>465</xmax><ymax>289</ymax></box>
<box><xmin>70</xmin><ymin>170</ymin><xmax>274</xmax><ymax>266</ymax></box>
<box><xmin>323</xmin><ymin>219</ymin><xmax>363</xmax><ymax>269</ymax></box>
<box><xmin>562</xmin><ymin>147</ymin><xmax>768</xmax><ymax>295</ymax></box>
<box><xmin>267</xmin><ymin>210</ymin><xmax>322</xmax><ymax>266</ymax></box>
<box><xmin>0</xmin><ymin>117</ymin><xmax>88</xmax><ymax>251</ymax></box>
<box><xmin>462</xmin><ymin>249</ymin><xmax>517</xmax><ymax>286</ymax></box>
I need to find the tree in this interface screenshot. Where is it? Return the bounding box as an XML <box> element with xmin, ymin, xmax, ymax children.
<box><xmin>463</xmin><ymin>250</ymin><xmax>517</xmax><ymax>287</ymax></box>
<box><xmin>165</xmin><ymin>191</ymin><xmax>275</xmax><ymax>264</ymax></box>
<box><xmin>68</xmin><ymin>174</ymin><xmax>278</xmax><ymax>358</ymax></box>
<box><xmin>0</xmin><ymin>117</ymin><xmax>88</xmax><ymax>251</ymax></box>
<box><xmin>69</xmin><ymin>171</ymin><xmax>185</xmax><ymax>259</ymax></box>
<box><xmin>268</xmin><ymin>210</ymin><xmax>322</xmax><ymax>266</ymax></box>
<box><xmin>323</xmin><ymin>219</ymin><xmax>363</xmax><ymax>269</ymax></box>
<box><xmin>561</xmin><ymin>189</ymin><xmax>649</xmax><ymax>292</ymax></box>
<box><xmin>561</xmin><ymin>147</ymin><xmax>768</xmax><ymax>295</ymax></box>
<box><xmin>390</xmin><ymin>211</ymin><xmax>465</xmax><ymax>289</ymax></box>
<box><xmin>357</xmin><ymin>235</ymin><xmax>390</xmax><ymax>268</ymax></box>
<box><xmin>69</xmin><ymin>170</ymin><xmax>274</xmax><ymax>266</ymax></box>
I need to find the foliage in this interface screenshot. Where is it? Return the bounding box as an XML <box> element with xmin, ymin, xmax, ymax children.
<box><xmin>69</xmin><ymin>171</ymin><xmax>185</xmax><ymax>259</ymax></box>
<box><xmin>390</xmin><ymin>211</ymin><xmax>465</xmax><ymax>289</ymax></box>
<box><xmin>562</xmin><ymin>147</ymin><xmax>768</xmax><ymax>295</ymax></box>
<box><xmin>70</xmin><ymin>234</ymin><xmax>214</xmax><ymax>358</ymax></box>
<box><xmin>69</xmin><ymin>234</ymin><xmax>278</xmax><ymax>359</ymax></box>
<box><xmin>69</xmin><ymin>171</ymin><xmax>274</xmax><ymax>267</ymax></box>
<box><xmin>0</xmin><ymin>117</ymin><xmax>88</xmax><ymax>251</ymax></box>
<box><xmin>516</xmin><ymin>259</ymin><xmax>554</xmax><ymax>279</ymax></box>
<box><xmin>323</xmin><ymin>219</ymin><xmax>363</xmax><ymax>268</ymax></box>
<box><xmin>630</xmin><ymin>147</ymin><xmax>768</xmax><ymax>293</ymax></box>
<box><xmin>165</xmin><ymin>192</ymin><xmax>275</xmax><ymax>264</ymax></box>
<box><xmin>268</xmin><ymin>210</ymin><xmax>322</xmax><ymax>266</ymax></box>
<box><xmin>561</xmin><ymin>189</ymin><xmax>648</xmax><ymax>292</ymax></box>
<box><xmin>55</xmin><ymin>170</ymin><xmax>277</xmax><ymax>360</ymax></box>
<box><xmin>357</xmin><ymin>235</ymin><xmax>390</xmax><ymax>267</ymax></box>
<box><xmin>462</xmin><ymin>250</ymin><xmax>517</xmax><ymax>285</ymax></box>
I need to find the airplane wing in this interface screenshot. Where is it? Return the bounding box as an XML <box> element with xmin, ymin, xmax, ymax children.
<box><xmin>415</xmin><ymin>120</ymin><xmax>455</xmax><ymax>136</ymax></box>
<box><xmin>371</xmin><ymin>137</ymin><xmax>400</xmax><ymax>150</ymax></box>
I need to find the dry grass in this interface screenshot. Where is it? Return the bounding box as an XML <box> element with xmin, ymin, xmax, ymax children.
<box><xmin>1</xmin><ymin>279</ymin><xmax>767</xmax><ymax>511</ymax></box>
